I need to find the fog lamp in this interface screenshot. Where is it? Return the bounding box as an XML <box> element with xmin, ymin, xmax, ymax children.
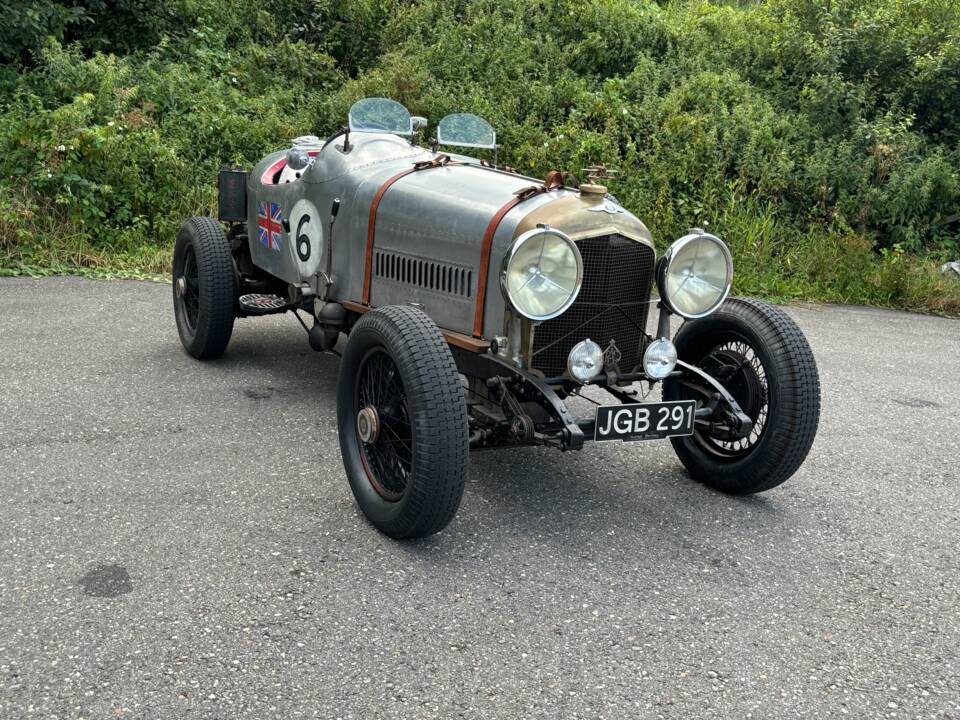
<box><xmin>643</xmin><ymin>338</ymin><xmax>677</xmax><ymax>380</ymax></box>
<box><xmin>567</xmin><ymin>338</ymin><xmax>603</xmax><ymax>383</ymax></box>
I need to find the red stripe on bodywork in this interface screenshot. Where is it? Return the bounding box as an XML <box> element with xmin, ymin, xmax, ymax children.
<box><xmin>363</xmin><ymin>162</ymin><xmax>562</xmax><ymax>333</ymax></box>
<box><xmin>472</xmin><ymin>177</ymin><xmax>569</xmax><ymax>337</ymax></box>
<box><xmin>259</xmin><ymin>150</ymin><xmax>321</xmax><ymax>185</ymax></box>
<box><xmin>362</xmin><ymin>156</ymin><xmax>456</xmax><ymax>305</ymax></box>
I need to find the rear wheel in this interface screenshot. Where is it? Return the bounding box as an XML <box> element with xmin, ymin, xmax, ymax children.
<box><xmin>664</xmin><ymin>298</ymin><xmax>820</xmax><ymax>494</ymax></box>
<box><xmin>172</xmin><ymin>216</ymin><xmax>237</xmax><ymax>359</ymax></box>
<box><xmin>337</xmin><ymin>305</ymin><xmax>469</xmax><ymax>538</ymax></box>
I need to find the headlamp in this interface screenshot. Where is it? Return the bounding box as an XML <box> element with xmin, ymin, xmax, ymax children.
<box><xmin>501</xmin><ymin>226</ymin><xmax>583</xmax><ymax>321</ymax></box>
<box><xmin>656</xmin><ymin>229</ymin><xmax>733</xmax><ymax>319</ymax></box>
<box><xmin>643</xmin><ymin>338</ymin><xmax>677</xmax><ymax>379</ymax></box>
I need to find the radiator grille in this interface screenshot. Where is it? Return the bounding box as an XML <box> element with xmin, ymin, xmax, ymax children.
<box><xmin>530</xmin><ymin>234</ymin><xmax>656</xmax><ymax>378</ymax></box>
<box><xmin>374</xmin><ymin>249</ymin><xmax>472</xmax><ymax>298</ymax></box>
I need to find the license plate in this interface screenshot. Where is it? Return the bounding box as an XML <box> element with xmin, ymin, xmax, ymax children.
<box><xmin>594</xmin><ymin>400</ymin><xmax>696</xmax><ymax>442</ymax></box>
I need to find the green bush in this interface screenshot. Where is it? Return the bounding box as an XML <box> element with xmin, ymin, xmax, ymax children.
<box><xmin>1</xmin><ymin>0</ymin><xmax>959</xmax><ymax>312</ymax></box>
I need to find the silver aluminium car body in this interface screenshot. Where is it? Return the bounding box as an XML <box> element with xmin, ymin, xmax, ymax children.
<box><xmin>246</xmin><ymin>128</ymin><xmax>657</xmax><ymax>377</ymax></box>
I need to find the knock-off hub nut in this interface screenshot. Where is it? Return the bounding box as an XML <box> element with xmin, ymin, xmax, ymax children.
<box><xmin>357</xmin><ymin>406</ymin><xmax>380</xmax><ymax>444</ymax></box>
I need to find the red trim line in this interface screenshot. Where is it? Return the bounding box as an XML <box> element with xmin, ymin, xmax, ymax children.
<box><xmin>362</xmin><ymin>157</ymin><xmax>456</xmax><ymax>305</ymax></box>
<box><xmin>363</xmin><ymin>161</ymin><xmax>561</xmax><ymax>334</ymax></box>
<box><xmin>472</xmin><ymin>175</ymin><xmax>572</xmax><ymax>337</ymax></box>
<box><xmin>259</xmin><ymin>150</ymin><xmax>321</xmax><ymax>185</ymax></box>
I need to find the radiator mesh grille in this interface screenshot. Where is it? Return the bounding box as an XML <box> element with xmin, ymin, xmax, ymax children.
<box><xmin>530</xmin><ymin>234</ymin><xmax>656</xmax><ymax>378</ymax></box>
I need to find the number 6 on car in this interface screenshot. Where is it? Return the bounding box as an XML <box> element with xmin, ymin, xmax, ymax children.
<box><xmin>172</xmin><ymin>97</ymin><xmax>821</xmax><ymax>539</ymax></box>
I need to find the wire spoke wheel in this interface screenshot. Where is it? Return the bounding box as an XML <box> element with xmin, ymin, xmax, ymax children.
<box><xmin>177</xmin><ymin>245</ymin><xmax>201</xmax><ymax>334</ymax></box>
<box><xmin>337</xmin><ymin>305</ymin><xmax>468</xmax><ymax>539</ymax></box>
<box><xmin>664</xmin><ymin>298</ymin><xmax>820</xmax><ymax>495</ymax></box>
<box><xmin>355</xmin><ymin>348</ymin><xmax>413</xmax><ymax>501</ymax></box>
<box><xmin>695</xmin><ymin>337</ymin><xmax>770</xmax><ymax>458</ymax></box>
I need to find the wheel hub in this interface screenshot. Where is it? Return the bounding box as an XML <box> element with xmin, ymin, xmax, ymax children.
<box><xmin>693</xmin><ymin>341</ymin><xmax>770</xmax><ymax>456</ymax></box>
<box><xmin>175</xmin><ymin>276</ymin><xmax>187</xmax><ymax>298</ymax></box>
<box><xmin>713</xmin><ymin>349</ymin><xmax>765</xmax><ymax>420</ymax></box>
<box><xmin>357</xmin><ymin>406</ymin><xmax>380</xmax><ymax>444</ymax></box>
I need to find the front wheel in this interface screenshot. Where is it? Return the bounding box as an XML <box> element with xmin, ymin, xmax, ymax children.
<box><xmin>337</xmin><ymin>305</ymin><xmax>469</xmax><ymax>539</ymax></box>
<box><xmin>663</xmin><ymin>298</ymin><xmax>820</xmax><ymax>494</ymax></box>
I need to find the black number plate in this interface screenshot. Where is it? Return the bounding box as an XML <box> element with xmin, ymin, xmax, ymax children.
<box><xmin>594</xmin><ymin>400</ymin><xmax>696</xmax><ymax>442</ymax></box>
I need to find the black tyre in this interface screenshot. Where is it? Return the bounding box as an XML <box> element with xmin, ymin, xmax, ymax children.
<box><xmin>663</xmin><ymin>298</ymin><xmax>820</xmax><ymax>494</ymax></box>
<box><xmin>172</xmin><ymin>216</ymin><xmax>237</xmax><ymax>359</ymax></box>
<box><xmin>337</xmin><ymin>305</ymin><xmax>469</xmax><ymax>539</ymax></box>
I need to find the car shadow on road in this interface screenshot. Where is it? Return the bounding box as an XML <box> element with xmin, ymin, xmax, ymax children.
<box><xmin>463</xmin><ymin>446</ymin><xmax>783</xmax><ymax>541</ymax></box>
<box><xmin>179</xmin><ymin>321</ymin><xmax>343</xmax><ymax>392</ymax></box>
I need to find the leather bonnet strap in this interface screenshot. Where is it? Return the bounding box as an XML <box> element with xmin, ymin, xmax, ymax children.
<box><xmin>472</xmin><ymin>171</ymin><xmax>569</xmax><ymax>337</ymax></box>
<box><xmin>473</xmin><ymin>195</ymin><xmax>525</xmax><ymax>337</ymax></box>
<box><xmin>362</xmin><ymin>155</ymin><xmax>455</xmax><ymax>305</ymax></box>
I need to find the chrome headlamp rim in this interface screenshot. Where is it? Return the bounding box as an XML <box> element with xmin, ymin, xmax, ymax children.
<box><xmin>656</xmin><ymin>229</ymin><xmax>733</xmax><ymax>319</ymax></box>
<box><xmin>500</xmin><ymin>226</ymin><xmax>584</xmax><ymax>322</ymax></box>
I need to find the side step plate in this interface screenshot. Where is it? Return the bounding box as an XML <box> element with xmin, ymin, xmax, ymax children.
<box><xmin>239</xmin><ymin>293</ymin><xmax>288</xmax><ymax>315</ymax></box>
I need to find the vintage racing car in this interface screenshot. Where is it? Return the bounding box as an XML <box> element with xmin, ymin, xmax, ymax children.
<box><xmin>172</xmin><ymin>98</ymin><xmax>821</xmax><ymax>538</ymax></box>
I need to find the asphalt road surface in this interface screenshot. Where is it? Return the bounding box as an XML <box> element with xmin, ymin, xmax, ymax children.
<box><xmin>1</xmin><ymin>277</ymin><xmax>958</xmax><ymax>719</ymax></box>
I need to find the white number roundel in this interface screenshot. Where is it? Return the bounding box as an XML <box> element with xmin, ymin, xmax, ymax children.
<box><xmin>288</xmin><ymin>199</ymin><xmax>323</xmax><ymax>278</ymax></box>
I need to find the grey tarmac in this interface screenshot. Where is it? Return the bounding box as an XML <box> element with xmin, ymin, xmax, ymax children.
<box><xmin>0</xmin><ymin>276</ymin><xmax>958</xmax><ymax>719</ymax></box>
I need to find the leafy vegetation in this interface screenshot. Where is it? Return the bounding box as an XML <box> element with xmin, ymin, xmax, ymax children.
<box><xmin>2</xmin><ymin>0</ymin><xmax>959</xmax><ymax>312</ymax></box>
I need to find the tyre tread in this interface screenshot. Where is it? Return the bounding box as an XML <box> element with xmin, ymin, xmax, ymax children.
<box><xmin>339</xmin><ymin>305</ymin><xmax>469</xmax><ymax>538</ymax></box>
<box><xmin>669</xmin><ymin>298</ymin><xmax>821</xmax><ymax>494</ymax></box>
<box><xmin>173</xmin><ymin>216</ymin><xmax>236</xmax><ymax>359</ymax></box>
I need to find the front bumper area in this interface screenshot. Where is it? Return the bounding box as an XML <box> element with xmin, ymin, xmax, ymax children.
<box><xmin>453</xmin><ymin>349</ymin><xmax>753</xmax><ymax>453</ymax></box>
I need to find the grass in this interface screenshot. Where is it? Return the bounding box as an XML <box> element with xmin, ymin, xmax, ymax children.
<box><xmin>0</xmin><ymin>235</ymin><xmax>170</xmax><ymax>281</ymax></box>
<box><xmin>0</xmin><ymin>262</ymin><xmax>167</xmax><ymax>282</ymax></box>
<box><xmin>3</xmin><ymin>2</ymin><xmax>959</xmax><ymax>316</ymax></box>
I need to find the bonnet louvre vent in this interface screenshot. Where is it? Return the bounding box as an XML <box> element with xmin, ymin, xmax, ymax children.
<box><xmin>374</xmin><ymin>250</ymin><xmax>473</xmax><ymax>298</ymax></box>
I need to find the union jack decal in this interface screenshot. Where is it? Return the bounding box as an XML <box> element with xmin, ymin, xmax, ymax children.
<box><xmin>257</xmin><ymin>201</ymin><xmax>284</xmax><ymax>251</ymax></box>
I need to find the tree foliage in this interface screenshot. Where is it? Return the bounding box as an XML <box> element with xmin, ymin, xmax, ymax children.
<box><xmin>1</xmin><ymin>0</ymin><xmax>959</xmax><ymax>309</ymax></box>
